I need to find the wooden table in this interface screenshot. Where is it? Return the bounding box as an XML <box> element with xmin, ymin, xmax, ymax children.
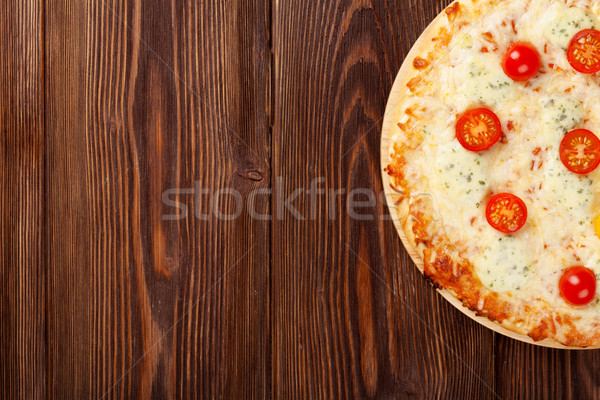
<box><xmin>3</xmin><ymin>0</ymin><xmax>600</xmax><ymax>398</ymax></box>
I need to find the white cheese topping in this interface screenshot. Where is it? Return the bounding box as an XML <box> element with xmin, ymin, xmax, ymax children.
<box><xmin>541</xmin><ymin>3</ymin><xmax>597</xmax><ymax>50</ymax></box>
<box><xmin>452</xmin><ymin>53</ymin><xmax>514</xmax><ymax>107</ymax></box>
<box><xmin>474</xmin><ymin>235</ymin><xmax>536</xmax><ymax>292</ymax></box>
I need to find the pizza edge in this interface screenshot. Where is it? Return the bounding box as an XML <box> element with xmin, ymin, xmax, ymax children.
<box><xmin>384</xmin><ymin>0</ymin><xmax>600</xmax><ymax>347</ymax></box>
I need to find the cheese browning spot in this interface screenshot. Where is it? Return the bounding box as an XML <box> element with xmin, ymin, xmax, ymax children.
<box><xmin>413</xmin><ymin>57</ymin><xmax>429</xmax><ymax>69</ymax></box>
<box><xmin>407</xmin><ymin>76</ymin><xmax>422</xmax><ymax>92</ymax></box>
<box><xmin>445</xmin><ymin>2</ymin><xmax>460</xmax><ymax>22</ymax></box>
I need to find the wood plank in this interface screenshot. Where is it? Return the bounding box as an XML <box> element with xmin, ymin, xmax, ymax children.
<box><xmin>45</xmin><ymin>0</ymin><xmax>270</xmax><ymax>397</ymax></box>
<box><xmin>0</xmin><ymin>1</ymin><xmax>46</xmax><ymax>398</ymax></box>
<box><xmin>168</xmin><ymin>1</ymin><xmax>271</xmax><ymax>398</ymax></box>
<box><xmin>272</xmin><ymin>0</ymin><xmax>496</xmax><ymax>398</ymax></box>
<box><xmin>272</xmin><ymin>0</ymin><xmax>494</xmax><ymax>398</ymax></box>
<box><xmin>495</xmin><ymin>339</ymin><xmax>600</xmax><ymax>398</ymax></box>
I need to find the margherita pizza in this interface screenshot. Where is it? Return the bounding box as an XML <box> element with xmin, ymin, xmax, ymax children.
<box><xmin>384</xmin><ymin>0</ymin><xmax>600</xmax><ymax>347</ymax></box>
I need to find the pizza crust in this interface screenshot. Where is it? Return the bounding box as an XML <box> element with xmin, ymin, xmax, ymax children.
<box><xmin>381</xmin><ymin>0</ymin><xmax>600</xmax><ymax>348</ymax></box>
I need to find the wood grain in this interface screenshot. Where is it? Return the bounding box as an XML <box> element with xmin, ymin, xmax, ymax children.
<box><xmin>44</xmin><ymin>0</ymin><xmax>270</xmax><ymax>398</ymax></box>
<box><xmin>0</xmin><ymin>0</ymin><xmax>45</xmax><ymax>398</ymax></box>
<box><xmin>272</xmin><ymin>0</ymin><xmax>497</xmax><ymax>398</ymax></box>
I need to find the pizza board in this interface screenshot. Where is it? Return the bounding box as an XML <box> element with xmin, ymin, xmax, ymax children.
<box><xmin>380</xmin><ymin>2</ymin><xmax>598</xmax><ymax>350</ymax></box>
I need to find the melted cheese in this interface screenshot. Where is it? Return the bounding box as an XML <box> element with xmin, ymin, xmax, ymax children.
<box><xmin>542</xmin><ymin>3</ymin><xmax>597</xmax><ymax>50</ymax></box>
<box><xmin>452</xmin><ymin>53</ymin><xmax>514</xmax><ymax>106</ymax></box>
<box><xmin>474</xmin><ymin>235</ymin><xmax>535</xmax><ymax>292</ymax></box>
<box><xmin>540</xmin><ymin>95</ymin><xmax>583</xmax><ymax>136</ymax></box>
<box><xmin>393</xmin><ymin>0</ymin><xmax>600</xmax><ymax>328</ymax></box>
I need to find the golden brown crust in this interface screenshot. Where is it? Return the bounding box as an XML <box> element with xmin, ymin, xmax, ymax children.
<box><xmin>383</xmin><ymin>0</ymin><xmax>600</xmax><ymax>347</ymax></box>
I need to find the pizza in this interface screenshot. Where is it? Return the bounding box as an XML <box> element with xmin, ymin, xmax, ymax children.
<box><xmin>384</xmin><ymin>0</ymin><xmax>600</xmax><ymax>347</ymax></box>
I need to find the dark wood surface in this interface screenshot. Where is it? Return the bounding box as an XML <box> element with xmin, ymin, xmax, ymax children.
<box><xmin>2</xmin><ymin>0</ymin><xmax>600</xmax><ymax>398</ymax></box>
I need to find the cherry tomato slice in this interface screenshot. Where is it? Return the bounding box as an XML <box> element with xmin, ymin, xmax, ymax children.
<box><xmin>456</xmin><ymin>108</ymin><xmax>502</xmax><ymax>152</ymax></box>
<box><xmin>567</xmin><ymin>29</ymin><xmax>600</xmax><ymax>74</ymax></box>
<box><xmin>485</xmin><ymin>193</ymin><xmax>527</xmax><ymax>234</ymax></box>
<box><xmin>559</xmin><ymin>266</ymin><xmax>596</xmax><ymax>306</ymax></box>
<box><xmin>502</xmin><ymin>42</ymin><xmax>541</xmax><ymax>81</ymax></box>
<box><xmin>559</xmin><ymin>129</ymin><xmax>600</xmax><ymax>174</ymax></box>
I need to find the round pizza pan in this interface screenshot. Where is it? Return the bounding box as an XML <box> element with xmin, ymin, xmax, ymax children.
<box><xmin>380</xmin><ymin>1</ymin><xmax>599</xmax><ymax>350</ymax></box>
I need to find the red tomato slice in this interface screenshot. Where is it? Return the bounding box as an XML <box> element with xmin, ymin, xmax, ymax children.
<box><xmin>485</xmin><ymin>193</ymin><xmax>527</xmax><ymax>234</ymax></box>
<box><xmin>456</xmin><ymin>108</ymin><xmax>502</xmax><ymax>152</ymax></box>
<box><xmin>559</xmin><ymin>129</ymin><xmax>600</xmax><ymax>174</ymax></box>
<box><xmin>567</xmin><ymin>29</ymin><xmax>600</xmax><ymax>74</ymax></box>
<box><xmin>559</xmin><ymin>266</ymin><xmax>596</xmax><ymax>306</ymax></box>
<box><xmin>502</xmin><ymin>42</ymin><xmax>541</xmax><ymax>81</ymax></box>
